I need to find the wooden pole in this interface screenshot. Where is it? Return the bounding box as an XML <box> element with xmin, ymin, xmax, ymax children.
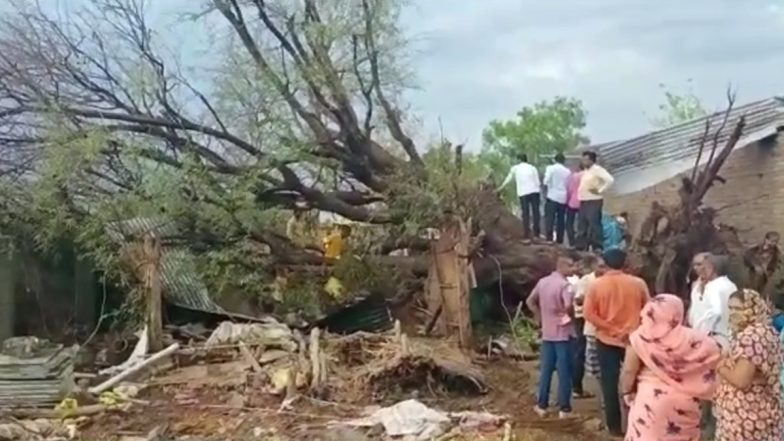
<box><xmin>430</xmin><ymin>215</ymin><xmax>473</xmax><ymax>349</ymax></box>
<box><xmin>143</xmin><ymin>233</ymin><xmax>163</xmax><ymax>352</ymax></box>
<box><xmin>88</xmin><ymin>343</ymin><xmax>179</xmax><ymax>395</ymax></box>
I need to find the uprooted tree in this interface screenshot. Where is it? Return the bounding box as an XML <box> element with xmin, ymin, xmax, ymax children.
<box><xmin>633</xmin><ymin>91</ymin><xmax>747</xmax><ymax>298</ymax></box>
<box><xmin>0</xmin><ymin>0</ymin><xmax>560</xmax><ymax>318</ymax></box>
<box><xmin>0</xmin><ymin>0</ymin><xmax>753</xmax><ymax>324</ymax></box>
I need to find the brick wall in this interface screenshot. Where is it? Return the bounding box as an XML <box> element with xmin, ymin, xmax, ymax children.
<box><xmin>604</xmin><ymin>135</ymin><xmax>782</xmax><ymax>245</ymax></box>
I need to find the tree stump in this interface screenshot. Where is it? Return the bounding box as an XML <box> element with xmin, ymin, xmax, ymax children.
<box><xmin>426</xmin><ymin>216</ymin><xmax>474</xmax><ymax>349</ymax></box>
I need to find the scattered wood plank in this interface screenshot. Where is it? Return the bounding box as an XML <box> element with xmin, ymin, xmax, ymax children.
<box><xmin>309</xmin><ymin>328</ymin><xmax>321</xmax><ymax>390</ymax></box>
<box><xmin>239</xmin><ymin>342</ymin><xmax>263</xmax><ymax>373</ymax></box>
<box><xmin>89</xmin><ymin>343</ymin><xmax>179</xmax><ymax>395</ymax></box>
<box><xmin>6</xmin><ymin>404</ymin><xmax>109</xmax><ymax>419</ymax></box>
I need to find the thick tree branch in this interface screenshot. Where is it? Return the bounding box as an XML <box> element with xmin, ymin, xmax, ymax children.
<box><xmin>361</xmin><ymin>0</ymin><xmax>422</xmax><ymax>167</ymax></box>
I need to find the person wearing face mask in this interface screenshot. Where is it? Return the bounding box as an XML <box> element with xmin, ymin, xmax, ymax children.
<box><xmin>715</xmin><ymin>289</ymin><xmax>783</xmax><ymax>441</ymax></box>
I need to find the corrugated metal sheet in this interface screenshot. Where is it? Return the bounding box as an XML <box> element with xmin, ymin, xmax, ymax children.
<box><xmin>588</xmin><ymin>97</ymin><xmax>784</xmax><ymax>179</ymax></box>
<box><xmin>105</xmin><ymin>217</ymin><xmax>389</xmax><ymax>324</ymax></box>
<box><xmin>315</xmin><ymin>292</ymin><xmax>392</xmax><ymax>334</ymax></box>
<box><xmin>105</xmin><ymin>217</ymin><xmax>226</xmax><ymax>315</ymax></box>
<box><xmin>0</xmin><ymin>345</ymin><xmax>76</xmax><ymax>407</ymax></box>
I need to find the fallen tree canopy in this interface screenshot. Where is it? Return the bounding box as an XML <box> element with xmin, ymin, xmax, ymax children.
<box><xmin>0</xmin><ymin>1</ymin><xmax>758</xmax><ymax>326</ymax></box>
<box><xmin>0</xmin><ymin>0</ymin><xmax>576</xmax><ymax>320</ymax></box>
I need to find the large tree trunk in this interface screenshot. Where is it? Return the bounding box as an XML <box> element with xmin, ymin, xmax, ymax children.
<box><xmin>471</xmin><ymin>188</ymin><xmax>564</xmax><ymax>292</ymax></box>
<box><xmin>456</xmin><ymin>101</ymin><xmax>749</xmax><ymax>305</ymax></box>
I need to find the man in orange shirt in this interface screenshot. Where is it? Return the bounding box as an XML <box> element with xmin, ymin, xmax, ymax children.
<box><xmin>583</xmin><ymin>248</ymin><xmax>649</xmax><ymax>437</ymax></box>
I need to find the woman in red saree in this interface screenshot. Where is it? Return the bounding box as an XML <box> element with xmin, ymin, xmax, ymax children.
<box><xmin>620</xmin><ymin>294</ymin><xmax>722</xmax><ymax>441</ymax></box>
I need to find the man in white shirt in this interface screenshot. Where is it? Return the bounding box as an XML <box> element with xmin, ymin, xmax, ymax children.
<box><xmin>572</xmin><ymin>256</ymin><xmax>606</xmax><ymax>395</ymax></box>
<box><xmin>543</xmin><ymin>153</ymin><xmax>572</xmax><ymax>244</ymax></box>
<box><xmin>497</xmin><ymin>153</ymin><xmax>541</xmax><ymax>239</ymax></box>
<box><xmin>577</xmin><ymin>151</ymin><xmax>614</xmax><ymax>252</ymax></box>
<box><xmin>573</xmin><ymin>257</ymin><xmax>607</xmax><ymax>392</ymax></box>
<box><xmin>688</xmin><ymin>252</ymin><xmax>736</xmax><ymax>440</ymax></box>
<box><xmin>688</xmin><ymin>252</ymin><xmax>737</xmax><ymax>349</ymax></box>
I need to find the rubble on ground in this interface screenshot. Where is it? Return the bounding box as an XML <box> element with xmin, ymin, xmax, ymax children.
<box><xmin>0</xmin><ymin>337</ymin><xmax>77</xmax><ymax>408</ymax></box>
<box><xmin>334</xmin><ymin>399</ymin><xmax>506</xmax><ymax>440</ymax></box>
<box><xmin>204</xmin><ymin>321</ymin><xmax>298</xmax><ymax>352</ymax></box>
<box><xmin>0</xmin><ymin>418</ymin><xmax>79</xmax><ymax>441</ymax></box>
<box><xmin>0</xmin><ymin>319</ymin><xmax>594</xmax><ymax>440</ymax></box>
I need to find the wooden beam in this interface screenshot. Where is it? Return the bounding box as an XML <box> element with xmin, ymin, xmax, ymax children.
<box><xmin>143</xmin><ymin>233</ymin><xmax>163</xmax><ymax>352</ymax></box>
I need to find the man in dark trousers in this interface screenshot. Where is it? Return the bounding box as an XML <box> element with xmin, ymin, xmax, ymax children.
<box><xmin>583</xmin><ymin>249</ymin><xmax>649</xmax><ymax>437</ymax></box>
<box><xmin>543</xmin><ymin>153</ymin><xmax>571</xmax><ymax>243</ymax></box>
<box><xmin>497</xmin><ymin>153</ymin><xmax>541</xmax><ymax>239</ymax></box>
<box><xmin>576</xmin><ymin>151</ymin><xmax>614</xmax><ymax>251</ymax></box>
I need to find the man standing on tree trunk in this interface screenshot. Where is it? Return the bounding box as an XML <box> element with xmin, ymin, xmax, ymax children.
<box><xmin>584</xmin><ymin>249</ymin><xmax>649</xmax><ymax>437</ymax></box>
<box><xmin>565</xmin><ymin>164</ymin><xmax>584</xmax><ymax>247</ymax></box>
<box><xmin>577</xmin><ymin>151</ymin><xmax>614</xmax><ymax>252</ymax></box>
<box><xmin>543</xmin><ymin>153</ymin><xmax>571</xmax><ymax>244</ymax></box>
<box><xmin>497</xmin><ymin>153</ymin><xmax>541</xmax><ymax>240</ymax></box>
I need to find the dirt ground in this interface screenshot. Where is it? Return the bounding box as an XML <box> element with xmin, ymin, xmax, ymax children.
<box><xmin>77</xmin><ymin>357</ymin><xmax>611</xmax><ymax>441</ymax></box>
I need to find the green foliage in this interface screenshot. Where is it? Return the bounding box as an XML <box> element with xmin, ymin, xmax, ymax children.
<box><xmin>386</xmin><ymin>141</ymin><xmax>494</xmax><ymax>236</ymax></box>
<box><xmin>0</xmin><ymin>0</ymin><xmax>424</xmax><ymax>325</ymax></box>
<box><xmin>510</xmin><ymin>317</ymin><xmax>540</xmax><ymax>349</ymax></box>
<box><xmin>332</xmin><ymin>255</ymin><xmax>397</xmax><ymax>298</ymax></box>
<box><xmin>650</xmin><ymin>82</ymin><xmax>708</xmax><ymax>128</ymax></box>
<box><xmin>482</xmin><ymin>96</ymin><xmax>588</xmax><ymax>167</ymax></box>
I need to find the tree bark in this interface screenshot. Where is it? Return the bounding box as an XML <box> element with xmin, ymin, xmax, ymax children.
<box><xmin>143</xmin><ymin>233</ymin><xmax>163</xmax><ymax>352</ymax></box>
<box><xmin>631</xmin><ymin>110</ymin><xmax>746</xmax><ymax>298</ymax></box>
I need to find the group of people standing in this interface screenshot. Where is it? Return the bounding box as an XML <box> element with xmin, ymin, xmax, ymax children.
<box><xmin>497</xmin><ymin>150</ymin><xmax>615</xmax><ymax>251</ymax></box>
<box><xmin>527</xmin><ymin>248</ymin><xmax>784</xmax><ymax>441</ymax></box>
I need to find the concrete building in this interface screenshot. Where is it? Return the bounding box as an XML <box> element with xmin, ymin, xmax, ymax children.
<box><xmin>590</xmin><ymin>97</ymin><xmax>784</xmax><ymax>244</ymax></box>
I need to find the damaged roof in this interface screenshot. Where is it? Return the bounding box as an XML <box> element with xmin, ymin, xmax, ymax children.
<box><xmin>587</xmin><ymin>97</ymin><xmax>784</xmax><ymax>194</ymax></box>
<box><xmin>105</xmin><ymin>216</ymin><xmax>393</xmax><ymax>331</ymax></box>
<box><xmin>105</xmin><ymin>217</ymin><xmax>242</xmax><ymax>318</ymax></box>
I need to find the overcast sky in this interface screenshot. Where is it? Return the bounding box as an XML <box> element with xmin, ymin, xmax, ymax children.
<box><xmin>401</xmin><ymin>0</ymin><xmax>784</xmax><ymax>147</ymax></box>
<box><xmin>28</xmin><ymin>0</ymin><xmax>784</xmax><ymax>149</ymax></box>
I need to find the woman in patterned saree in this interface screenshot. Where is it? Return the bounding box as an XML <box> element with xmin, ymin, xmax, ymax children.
<box><xmin>620</xmin><ymin>294</ymin><xmax>722</xmax><ymax>441</ymax></box>
<box><xmin>715</xmin><ymin>288</ymin><xmax>783</xmax><ymax>441</ymax></box>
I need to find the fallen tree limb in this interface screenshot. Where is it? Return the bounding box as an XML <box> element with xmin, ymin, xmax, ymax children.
<box><xmin>239</xmin><ymin>342</ymin><xmax>263</xmax><ymax>373</ymax></box>
<box><xmin>89</xmin><ymin>343</ymin><xmax>180</xmax><ymax>395</ymax></box>
<box><xmin>5</xmin><ymin>404</ymin><xmax>109</xmax><ymax>419</ymax></box>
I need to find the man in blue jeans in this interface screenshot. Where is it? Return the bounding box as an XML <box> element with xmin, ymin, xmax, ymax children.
<box><xmin>526</xmin><ymin>253</ymin><xmax>578</xmax><ymax>418</ymax></box>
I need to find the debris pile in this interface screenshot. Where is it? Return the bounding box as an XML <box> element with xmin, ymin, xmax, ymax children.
<box><xmin>0</xmin><ymin>418</ymin><xmax>78</xmax><ymax>441</ymax></box>
<box><xmin>0</xmin><ymin>318</ymin><xmax>523</xmax><ymax>440</ymax></box>
<box><xmin>0</xmin><ymin>337</ymin><xmax>77</xmax><ymax>407</ymax></box>
<box><xmin>325</xmin><ymin>327</ymin><xmax>488</xmax><ymax>403</ymax></box>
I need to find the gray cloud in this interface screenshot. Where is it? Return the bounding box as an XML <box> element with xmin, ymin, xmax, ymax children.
<box><xmin>21</xmin><ymin>0</ymin><xmax>784</xmax><ymax>149</ymax></box>
<box><xmin>403</xmin><ymin>0</ymin><xmax>784</xmax><ymax>148</ymax></box>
